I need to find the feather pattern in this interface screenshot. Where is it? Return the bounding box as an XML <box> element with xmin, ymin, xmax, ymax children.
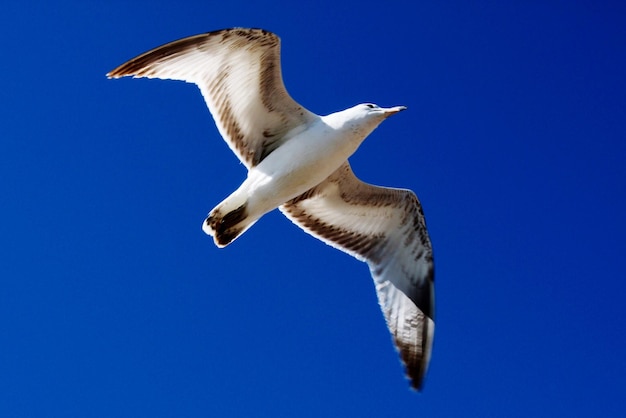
<box><xmin>107</xmin><ymin>28</ymin><xmax>317</xmax><ymax>168</ymax></box>
<box><xmin>109</xmin><ymin>28</ymin><xmax>435</xmax><ymax>390</ymax></box>
<box><xmin>281</xmin><ymin>162</ymin><xmax>434</xmax><ymax>389</ymax></box>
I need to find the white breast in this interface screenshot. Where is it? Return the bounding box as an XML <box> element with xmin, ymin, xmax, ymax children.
<box><xmin>243</xmin><ymin>116</ymin><xmax>365</xmax><ymax>215</ymax></box>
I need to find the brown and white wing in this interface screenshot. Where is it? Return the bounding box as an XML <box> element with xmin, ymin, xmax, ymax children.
<box><xmin>280</xmin><ymin>162</ymin><xmax>435</xmax><ymax>390</ymax></box>
<box><xmin>107</xmin><ymin>28</ymin><xmax>318</xmax><ymax>168</ymax></box>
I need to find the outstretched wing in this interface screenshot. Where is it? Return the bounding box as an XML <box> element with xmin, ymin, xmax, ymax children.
<box><xmin>280</xmin><ymin>162</ymin><xmax>435</xmax><ymax>390</ymax></box>
<box><xmin>108</xmin><ymin>28</ymin><xmax>318</xmax><ymax>168</ymax></box>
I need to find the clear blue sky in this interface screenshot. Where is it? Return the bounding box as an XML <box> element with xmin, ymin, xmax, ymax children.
<box><xmin>1</xmin><ymin>1</ymin><xmax>625</xmax><ymax>416</ymax></box>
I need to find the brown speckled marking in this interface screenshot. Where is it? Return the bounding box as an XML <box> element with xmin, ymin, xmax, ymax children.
<box><xmin>394</xmin><ymin>312</ymin><xmax>430</xmax><ymax>390</ymax></box>
<box><xmin>285</xmin><ymin>163</ymin><xmax>434</xmax><ymax>276</ymax></box>
<box><xmin>108</xmin><ymin>28</ymin><xmax>312</xmax><ymax>169</ymax></box>
<box><xmin>285</xmin><ymin>204</ymin><xmax>386</xmax><ymax>263</ymax></box>
<box><xmin>259</xmin><ymin>53</ymin><xmax>280</xmax><ymax>112</ymax></box>
<box><xmin>283</xmin><ymin>161</ymin><xmax>435</xmax><ymax>388</ymax></box>
<box><xmin>109</xmin><ymin>29</ymin><xmax>433</xmax><ymax>389</ymax></box>
<box><xmin>205</xmin><ymin>63</ymin><xmax>253</xmax><ymax>165</ymax></box>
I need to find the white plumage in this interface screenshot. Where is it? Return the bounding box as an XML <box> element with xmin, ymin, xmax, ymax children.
<box><xmin>108</xmin><ymin>28</ymin><xmax>434</xmax><ymax>390</ymax></box>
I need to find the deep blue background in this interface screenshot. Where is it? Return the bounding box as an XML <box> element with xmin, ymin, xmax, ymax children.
<box><xmin>1</xmin><ymin>1</ymin><xmax>625</xmax><ymax>416</ymax></box>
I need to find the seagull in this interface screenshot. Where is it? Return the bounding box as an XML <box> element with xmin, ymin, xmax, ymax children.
<box><xmin>108</xmin><ymin>28</ymin><xmax>435</xmax><ymax>390</ymax></box>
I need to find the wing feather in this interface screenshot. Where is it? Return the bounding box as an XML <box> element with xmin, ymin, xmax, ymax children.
<box><xmin>107</xmin><ymin>28</ymin><xmax>318</xmax><ymax>168</ymax></box>
<box><xmin>280</xmin><ymin>162</ymin><xmax>435</xmax><ymax>389</ymax></box>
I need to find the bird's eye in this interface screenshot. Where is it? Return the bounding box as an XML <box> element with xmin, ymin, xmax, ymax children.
<box><xmin>366</xmin><ymin>104</ymin><xmax>375</xmax><ymax>109</ymax></box>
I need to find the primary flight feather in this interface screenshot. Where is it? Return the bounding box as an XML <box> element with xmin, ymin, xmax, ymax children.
<box><xmin>108</xmin><ymin>28</ymin><xmax>434</xmax><ymax>390</ymax></box>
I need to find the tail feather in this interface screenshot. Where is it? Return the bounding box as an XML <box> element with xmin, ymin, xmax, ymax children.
<box><xmin>203</xmin><ymin>203</ymin><xmax>253</xmax><ymax>247</ymax></box>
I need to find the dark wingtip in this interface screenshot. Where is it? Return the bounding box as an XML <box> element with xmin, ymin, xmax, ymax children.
<box><xmin>405</xmin><ymin>361</ymin><xmax>426</xmax><ymax>392</ymax></box>
<box><xmin>397</xmin><ymin>311</ymin><xmax>433</xmax><ymax>392</ymax></box>
<box><xmin>407</xmin><ymin>367</ymin><xmax>424</xmax><ymax>393</ymax></box>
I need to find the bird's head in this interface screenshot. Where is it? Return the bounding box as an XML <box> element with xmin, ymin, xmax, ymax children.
<box><xmin>349</xmin><ymin>103</ymin><xmax>407</xmax><ymax>125</ymax></box>
<box><xmin>358</xmin><ymin>103</ymin><xmax>407</xmax><ymax>118</ymax></box>
<box><xmin>339</xmin><ymin>103</ymin><xmax>406</xmax><ymax>136</ymax></box>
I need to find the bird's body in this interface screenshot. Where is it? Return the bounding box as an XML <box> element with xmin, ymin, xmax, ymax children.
<box><xmin>205</xmin><ymin>104</ymin><xmax>405</xmax><ymax>246</ymax></box>
<box><xmin>108</xmin><ymin>28</ymin><xmax>435</xmax><ymax>390</ymax></box>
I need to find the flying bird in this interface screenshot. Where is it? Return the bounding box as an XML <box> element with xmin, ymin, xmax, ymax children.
<box><xmin>108</xmin><ymin>28</ymin><xmax>434</xmax><ymax>390</ymax></box>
